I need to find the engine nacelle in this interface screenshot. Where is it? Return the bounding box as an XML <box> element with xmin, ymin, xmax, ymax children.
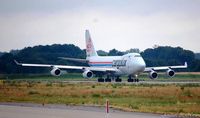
<box><xmin>149</xmin><ymin>70</ymin><xmax>158</xmax><ymax>79</ymax></box>
<box><xmin>50</xmin><ymin>67</ymin><xmax>61</xmax><ymax>76</ymax></box>
<box><xmin>166</xmin><ymin>69</ymin><xmax>175</xmax><ymax>77</ymax></box>
<box><xmin>82</xmin><ymin>70</ymin><xmax>93</xmax><ymax>79</ymax></box>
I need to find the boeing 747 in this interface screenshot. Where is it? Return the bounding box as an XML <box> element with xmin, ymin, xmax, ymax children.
<box><xmin>15</xmin><ymin>30</ymin><xmax>187</xmax><ymax>82</ymax></box>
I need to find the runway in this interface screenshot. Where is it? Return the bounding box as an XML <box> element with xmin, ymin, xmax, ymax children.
<box><xmin>0</xmin><ymin>103</ymin><xmax>163</xmax><ymax>118</ymax></box>
<box><xmin>62</xmin><ymin>80</ymin><xmax>200</xmax><ymax>84</ymax></box>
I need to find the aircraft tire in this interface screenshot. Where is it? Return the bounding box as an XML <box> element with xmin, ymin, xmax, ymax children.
<box><xmin>133</xmin><ymin>79</ymin><xmax>139</xmax><ymax>82</ymax></box>
<box><xmin>128</xmin><ymin>79</ymin><xmax>133</xmax><ymax>82</ymax></box>
<box><xmin>115</xmin><ymin>78</ymin><xmax>122</xmax><ymax>82</ymax></box>
<box><xmin>105</xmin><ymin>78</ymin><xmax>111</xmax><ymax>82</ymax></box>
<box><xmin>98</xmin><ymin>78</ymin><xmax>104</xmax><ymax>82</ymax></box>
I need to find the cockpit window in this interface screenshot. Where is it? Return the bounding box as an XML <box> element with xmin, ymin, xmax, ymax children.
<box><xmin>134</xmin><ymin>55</ymin><xmax>141</xmax><ymax>57</ymax></box>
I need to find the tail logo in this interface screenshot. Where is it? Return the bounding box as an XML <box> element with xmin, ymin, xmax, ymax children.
<box><xmin>85</xmin><ymin>30</ymin><xmax>98</xmax><ymax>57</ymax></box>
<box><xmin>86</xmin><ymin>38</ymin><xmax>92</xmax><ymax>54</ymax></box>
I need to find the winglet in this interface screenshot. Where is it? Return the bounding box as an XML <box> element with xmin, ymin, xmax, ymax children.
<box><xmin>14</xmin><ymin>60</ymin><xmax>21</xmax><ymax>65</ymax></box>
<box><xmin>184</xmin><ymin>62</ymin><xmax>188</xmax><ymax>68</ymax></box>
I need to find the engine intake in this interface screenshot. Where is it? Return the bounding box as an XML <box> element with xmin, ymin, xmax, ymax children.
<box><xmin>149</xmin><ymin>70</ymin><xmax>158</xmax><ymax>79</ymax></box>
<box><xmin>51</xmin><ymin>67</ymin><xmax>61</xmax><ymax>76</ymax></box>
<box><xmin>82</xmin><ymin>70</ymin><xmax>93</xmax><ymax>79</ymax></box>
<box><xmin>166</xmin><ymin>69</ymin><xmax>175</xmax><ymax>77</ymax></box>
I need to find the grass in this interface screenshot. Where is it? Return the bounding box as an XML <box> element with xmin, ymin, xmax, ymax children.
<box><xmin>1</xmin><ymin>72</ymin><xmax>200</xmax><ymax>81</ymax></box>
<box><xmin>0</xmin><ymin>80</ymin><xmax>200</xmax><ymax>116</ymax></box>
<box><xmin>0</xmin><ymin>73</ymin><xmax>85</xmax><ymax>81</ymax></box>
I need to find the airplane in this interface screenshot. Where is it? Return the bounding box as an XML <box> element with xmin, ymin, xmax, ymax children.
<box><xmin>14</xmin><ymin>30</ymin><xmax>187</xmax><ymax>82</ymax></box>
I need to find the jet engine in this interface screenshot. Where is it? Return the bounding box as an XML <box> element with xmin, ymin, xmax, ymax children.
<box><xmin>166</xmin><ymin>69</ymin><xmax>175</xmax><ymax>77</ymax></box>
<box><xmin>149</xmin><ymin>70</ymin><xmax>158</xmax><ymax>79</ymax></box>
<box><xmin>82</xmin><ymin>70</ymin><xmax>93</xmax><ymax>79</ymax></box>
<box><xmin>50</xmin><ymin>67</ymin><xmax>61</xmax><ymax>76</ymax></box>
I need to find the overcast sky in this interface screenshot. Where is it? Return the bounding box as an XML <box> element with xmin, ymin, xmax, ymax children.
<box><xmin>0</xmin><ymin>0</ymin><xmax>200</xmax><ymax>52</ymax></box>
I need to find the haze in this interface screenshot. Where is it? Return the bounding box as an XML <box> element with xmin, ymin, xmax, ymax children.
<box><xmin>0</xmin><ymin>0</ymin><xmax>200</xmax><ymax>52</ymax></box>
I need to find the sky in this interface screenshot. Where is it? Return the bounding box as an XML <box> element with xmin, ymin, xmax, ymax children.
<box><xmin>0</xmin><ymin>0</ymin><xmax>200</xmax><ymax>52</ymax></box>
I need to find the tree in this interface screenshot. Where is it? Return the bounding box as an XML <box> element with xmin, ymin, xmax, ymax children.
<box><xmin>108</xmin><ymin>49</ymin><xmax>124</xmax><ymax>56</ymax></box>
<box><xmin>0</xmin><ymin>45</ymin><xmax>200</xmax><ymax>74</ymax></box>
<box><xmin>141</xmin><ymin>46</ymin><xmax>196</xmax><ymax>71</ymax></box>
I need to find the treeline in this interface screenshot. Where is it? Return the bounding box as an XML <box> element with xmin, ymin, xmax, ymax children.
<box><xmin>0</xmin><ymin>44</ymin><xmax>200</xmax><ymax>74</ymax></box>
<box><xmin>0</xmin><ymin>52</ymin><xmax>4</xmax><ymax>57</ymax></box>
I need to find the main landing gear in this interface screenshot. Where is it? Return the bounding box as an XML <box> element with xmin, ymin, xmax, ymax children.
<box><xmin>97</xmin><ymin>75</ymin><xmax>139</xmax><ymax>83</ymax></box>
<box><xmin>115</xmin><ymin>76</ymin><xmax>122</xmax><ymax>82</ymax></box>
<box><xmin>98</xmin><ymin>75</ymin><xmax>112</xmax><ymax>82</ymax></box>
<box><xmin>97</xmin><ymin>78</ymin><xmax>105</xmax><ymax>82</ymax></box>
<box><xmin>97</xmin><ymin>76</ymin><xmax>121</xmax><ymax>82</ymax></box>
<box><xmin>105</xmin><ymin>75</ymin><xmax>112</xmax><ymax>82</ymax></box>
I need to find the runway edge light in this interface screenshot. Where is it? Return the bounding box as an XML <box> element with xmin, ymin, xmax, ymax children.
<box><xmin>105</xmin><ymin>99</ymin><xmax>109</xmax><ymax>118</ymax></box>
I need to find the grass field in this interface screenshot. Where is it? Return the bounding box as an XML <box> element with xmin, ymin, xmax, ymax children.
<box><xmin>0</xmin><ymin>78</ymin><xmax>200</xmax><ymax>116</ymax></box>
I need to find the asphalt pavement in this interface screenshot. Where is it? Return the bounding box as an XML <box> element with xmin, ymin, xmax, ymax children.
<box><xmin>0</xmin><ymin>103</ymin><xmax>162</xmax><ymax>118</ymax></box>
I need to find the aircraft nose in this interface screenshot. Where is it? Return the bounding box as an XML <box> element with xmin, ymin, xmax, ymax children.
<box><xmin>138</xmin><ymin>59</ymin><xmax>146</xmax><ymax>72</ymax></box>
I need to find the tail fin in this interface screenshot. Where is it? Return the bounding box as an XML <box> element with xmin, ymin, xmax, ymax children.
<box><xmin>85</xmin><ymin>30</ymin><xmax>98</xmax><ymax>57</ymax></box>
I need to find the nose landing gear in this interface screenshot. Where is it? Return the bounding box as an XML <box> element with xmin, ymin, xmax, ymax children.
<box><xmin>128</xmin><ymin>75</ymin><xmax>139</xmax><ymax>82</ymax></box>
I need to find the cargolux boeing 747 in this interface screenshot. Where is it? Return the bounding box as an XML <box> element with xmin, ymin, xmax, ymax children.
<box><xmin>15</xmin><ymin>30</ymin><xmax>187</xmax><ymax>82</ymax></box>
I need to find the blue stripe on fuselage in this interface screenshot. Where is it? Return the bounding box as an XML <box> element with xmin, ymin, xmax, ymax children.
<box><xmin>89</xmin><ymin>64</ymin><xmax>112</xmax><ymax>67</ymax></box>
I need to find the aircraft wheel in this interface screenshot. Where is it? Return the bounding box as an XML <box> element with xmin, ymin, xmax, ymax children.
<box><xmin>115</xmin><ymin>78</ymin><xmax>122</xmax><ymax>82</ymax></box>
<box><xmin>98</xmin><ymin>78</ymin><xmax>104</xmax><ymax>82</ymax></box>
<box><xmin>133</xmin><ymin>79</ymin><xmax>139</xmax><ymax>82</ymax></box>
<box><xmin>105</xmin><ymin>78</ymin><xmax>111</xmax><ymax>82</ymax></box>
<box><xmin>128</xmin><ymin>79</ymin><xmax>133</xmax><ymax>82</ymax></box>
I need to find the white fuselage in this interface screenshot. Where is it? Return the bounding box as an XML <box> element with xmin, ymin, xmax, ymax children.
<box><xmin>87</xmin><ymin>53</ymin><xmax>146</xmax><ymax>76</ymax></box>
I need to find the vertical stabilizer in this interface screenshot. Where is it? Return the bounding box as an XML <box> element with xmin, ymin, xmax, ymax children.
<box><xmin>85</xmin><ymin>30</ymin><xmax>98</xmax><ymax>57</ymax></box>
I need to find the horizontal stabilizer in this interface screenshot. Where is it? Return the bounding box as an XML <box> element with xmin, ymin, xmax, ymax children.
<box><xmin>14</xmin><ymin>60</ymin><xmax>21</xmax><ymax>65</ymax></box>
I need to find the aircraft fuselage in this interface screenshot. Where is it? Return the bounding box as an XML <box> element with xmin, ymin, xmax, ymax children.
<box><xmin>87</xmin><ymin>53</ymin><xmax>146</xmax><ymax>76</ymax></box>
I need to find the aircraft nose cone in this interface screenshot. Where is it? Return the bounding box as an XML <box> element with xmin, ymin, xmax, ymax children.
<box><xmin>138</xmin><ymin>60</ymin><xmax>146</xmax><ymax>72</ymax></box>
<box><xmin>140</xmin><ymin>64</ymin><xmax>145</xmax><ymax>71</ymax></box>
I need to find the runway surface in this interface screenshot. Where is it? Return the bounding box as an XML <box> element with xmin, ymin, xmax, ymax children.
<box><xmin>0</xmin><ymin>103</ymin><xmax>163</xmax><ymax>118</ymax></box>
<box><xmin>63</xmin><ymin>80</ymin><xmax>200</xmax><ymax>84</ymax></box>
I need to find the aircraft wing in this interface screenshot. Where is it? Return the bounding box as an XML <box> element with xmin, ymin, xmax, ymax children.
<box><xmin>144</xmin><ymin>62</ymin><xmax>187</xmax><ymax>72</ymax></box>
<box><xmin>58</xmin><ymin>57</ymin><xmax>88</xmax><ymax>63</ymax></box>
<box><xmin>14</xmin><ymin>60</ymin><xmax>118</xmax><ymax>72</ymax></box>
